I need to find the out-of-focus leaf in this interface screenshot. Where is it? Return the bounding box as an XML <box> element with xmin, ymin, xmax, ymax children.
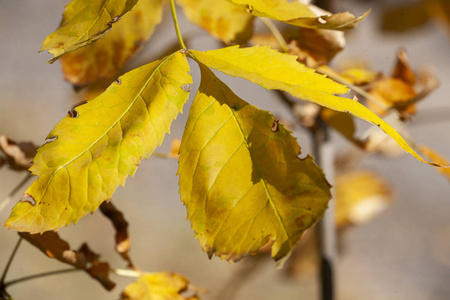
<box><xmin>427</xmin><ymin>0</ymin><xmax>450</xmax><ymax>35</ymax></box>
<box><xmin>334</xmin><ymin>171</ymin><xmax>393</xmax><ymax>229</ymax></box>
<box><xmin>19</xmin><ymin>231</ymin><xmax>116</xmax><ymax>290</ymax></box>
<box><xmin>0</xmin><ymin>134</ymin><xmax>37</xmax><ymax>171</ymax></box>
<box><xmin>419</xmin><ymin>145</ymin><xmax>450</xmax><ymax>182</ymax></box>
<box><xmin>179</xmin><ymin>65</ymin><xmax>331</xmax><ymax>262</ymax></box>
<box><xmin>121</xmin><ymin>272</ymin><xmax>200</xmax><ymax>300</ymax></box>
<box><xmin>392</xmin><ymin>49</ymin><xmax>416</xmax><ymax>85</ymax></box>
<box><xmin>320</xmin><ymin>108</ymin><xmax>366</xmax><ymax>148</ymax></box>
<box><xmin>228</xmin><ymin>0</ymin><xmax>369</xmax><ymax>30</ymax></box>
<box><xmin>6</xmin><ymin>51</ymin><xmax>192</xmax><ymax>233</ymax></box>
<box><xmin>169</xmin><ymin>138</ymin><xmax>181</xmax><ymax>159</ymax></box>
<box><xmin>190</xmin><ymin>46</ymin><xmax>434</xmax><ymax>165</ymax></box>
<box><xmin>41</xmin><ymin>0</ymin><xmax>139</xmax><ymax>63</ymax></box>
<box><xmin>250</xmin><ymin>27</ymin><xmax>345</xmax><ymax>68</ymax></box>
<box><xmin>60</xmin><ymin>0</ymin><xmax>164</xmax><ymax>88</ymax></box>
<box><xmin>340</xmin><ymin>68</ymin><xmax>380</xmax><ymax>86</ymax></box>
<box><xmin>177</xmin><ymin>0</ymin><xmax>254</xmax><ymax>44</ymax></box>
<box><xmin>381</xmin><ymin>2</ymin><xmax>430</xmax><ymax>32</ymax></box>
<box><xmin>99</xmin><ymin>201</ymin><xmax>133</xmax><ymax>267</ymax></box>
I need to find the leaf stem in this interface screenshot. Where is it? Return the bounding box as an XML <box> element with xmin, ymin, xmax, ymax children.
<box><xmin>259</xmin><ymin>18</ymin><xmax>289</xmax><ymax>53</ymax></box>
<box><xmin>0</xmin><ymin>237</ymin><xmax>23</xmax><ymax>284</ymax></box>
<box><xmin>0</xmin><ymin>175</ymin><xmax>32</xmax><ymax>214</ymax></box>
<box><xmin>111</xmin><ymin>268</ymin><xmax>140</xmax><ymax>278</ymax></box>
<box><xmin>169</xmin><ymin>0</ymin><xmax>187</xmax><ymax>50</ymax></box>
<box><xmin>3</xmin><ymin>268</ymin><xmax>79</xmax><ymax>287</ymax></box>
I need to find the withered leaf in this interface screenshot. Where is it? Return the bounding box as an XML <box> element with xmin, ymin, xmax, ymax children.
<box><xmin>19</xmin><ymin>231</ymin><xmax>116</xmax><ymax>290</ymax></box>
<box><xmin>419</xmin><ymin>145</ymin><xmax>450</xmax><ymax>182</ymax></box>
<box><xmin>0</xmin><ymin>134</ymin><xmax>37</xmax><ymax>171</ymax></box>
<box><xmin>99</xmin><ymin>201</ymin><xmax>133</xmax><ymax>267</ymax></box>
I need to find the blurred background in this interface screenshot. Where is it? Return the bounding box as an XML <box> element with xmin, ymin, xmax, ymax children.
<box><xmin>0</xmin><ymin>0</ymin><xmax>449</xmax><ymax>299</ymax></box>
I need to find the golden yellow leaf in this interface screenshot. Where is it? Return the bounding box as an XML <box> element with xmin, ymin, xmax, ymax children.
<box><xmin>189</xmin><ymin>46</ymin><xmax>434</xmax><ymax>165</ymax></box>
<box><xmin>178</xmin><ymin>65</ymin><xmax>331</xmax><ymax>262</ymax></box>
<box><xmin>121</xmin><ymin>272</ymin><xmax>200</xmax><ymax>300</ymax></box>
<box><xmin>340</xmin><ymin>68</ymin><xmax>380</xmax><ymax>85</ymax></box>
<box><xmin>6</xmin><ymin>51</ymin><xmax>192</xmax><ymax>233</ymax></box>
<box><xmin>41</xmin><ymin>0</ymin><xmax>139</xmax><ymax>62</ymax></box>
<box><xmin>60</xmin><ymin>0</ymin><xmax>164</xmax><ymax>87</ymax></box>
<box><xmin>176</xmin><ymin>0</ymin><xmax>253</xmax><ymax>44</ymax></box>
<box><xmin>335</xmin><ymin>171</ymin><xmax>393</xmax><ymax>229</ymax></box>
<box><xmin>228</xmin><ymin>0</ymin><xmax>369</xmax><ymax>30</ymax></box>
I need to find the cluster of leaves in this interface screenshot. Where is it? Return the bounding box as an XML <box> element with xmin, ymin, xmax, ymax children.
<box><xmin>1</xmin><ymin>0</ymin><xmax>447</xmax><ymax>299</ymax></box>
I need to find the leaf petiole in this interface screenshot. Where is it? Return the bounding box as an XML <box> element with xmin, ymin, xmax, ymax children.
<box><xmin>3</xmin><ymin>268</ymin><xmax>79</xmax><ymax>287</ymax></box>
<box><xmin>169</xmin><ymin>0</ymin><xmax>187</xmax><ymax>50</ymax></box>
<box><xmin>0</xmin><ymin>237</ymin><xmax>22</xmax><ymax>285</ymax></box>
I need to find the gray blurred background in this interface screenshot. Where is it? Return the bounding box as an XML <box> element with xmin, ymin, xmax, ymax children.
<box><xmin>1</xmin><ymin>0</ymin><xmax>449</xmax><ymax>299</ymax></box>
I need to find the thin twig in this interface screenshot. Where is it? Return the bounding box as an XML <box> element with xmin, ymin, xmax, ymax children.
<box><xmin>0</xmin><ymin>175</ymin><xmax>32</xmax><ymax>214</ymax></box>
<box><xmin>0</xmin><ymin>238</ymin><xmax>23</xmax><ymax>284</ymax></box>
<box><xmin>4</xmin><ymin>268</ymin><xmax>79</xmax><ymax>287</ymax></box>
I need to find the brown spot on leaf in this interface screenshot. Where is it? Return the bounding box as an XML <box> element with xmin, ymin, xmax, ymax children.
<box><xmin>115</xmin><ymin>78</ymin><xmax>122</xmax><ymax>85</ymax></box>
<box><xmin>68</xmin><ymin>109</ymin><xmax>79</xmax><ymax>118</ymax></box>
<box><xmin>44</xmin><ymin>136</ymin><xmax>58</xmax><ymax>144</ymax></box>
<box><xmin>181</xmin><ymin>84</ymin><xmax>191</xmax><ymax>92</ymax></box>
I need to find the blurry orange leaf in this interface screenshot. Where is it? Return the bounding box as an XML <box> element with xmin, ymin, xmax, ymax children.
<box><xmin>177</xmin><ymin>0</ymin><xmax>253</xmax><ymax>44</ymax></box>
<box><xmin>99</xmin><ymin>201</ymin><xmax>133</xmax><ymax>267</ymax></box>
<box><xmin>419</xmin><ymin>145</ymin><xmax>450</xmax><ymax>182</ymax></box>
<box><xmin>121</xmin><ymin>272</ymin><xmax>200</xmax><ymax>300</ymax></box>
<box><xmin>0</xmin><ymin>134</ymin><xmax>37</xmax><ymax>171</ymax></box>
<box><xmin>381</xmin><ymin>2</ymin><xmax>430</xmax><ymax>32</ymax></box>
<box><xmin>335</xmin><ymin>171</ymin><xmax>393</xmax><ymax>229</ymax></box>
<box><xmin>19</xmin><ymin>231</ymin><xmax>116</xmax><ymax>290</ymax></box>
<box><xmin>169</xmin><ymin>138</ymin><xmax>181</xmax><ymax>159</ymax></box>
<box><xmin>60</xmin><ymin>0</ymin><xmax>164</xmax><ymax>87</ymax></box>
<box><xmin>320</xmin><ymin>108</ymin><xmax>366</xmax><ymax>148</ymax></box>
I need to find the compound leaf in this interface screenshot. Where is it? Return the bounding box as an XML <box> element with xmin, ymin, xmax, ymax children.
<box><xmin>177</xmin><ymin>0</ymin><xmax>254</xmax><ymax>44</ymax></box>
<box><xmin>228</xmin><ymin>0</ymin><xmax>368</xmax><ymax>30</ymax></box>
<box><xmin>41</xmin><ymin>0</ymin><xmax>139</xmax><ymax>62</ymax></box>
<box><xmin>178</xmin><ymin>65</ymin><xmax>331</xmax><ymax>262</ymax></box>
<box><xmin>190</xmin><ymin>46</ymin><xmax>433</xmax><ymax>165</ymax></box>
<box><xmin>6</xmin><ymin>51</ymin><xmax>192</xmax><ymax>233</ymax></box>
<box><xmin>61</xmin><ymin>0</ymin><xmax>165</xmax><ymax>87</ymax></box>
<box><xmin>121</xmin><ymin>272</ymin><xmax>200</xmax><ymax>300</ymax></box>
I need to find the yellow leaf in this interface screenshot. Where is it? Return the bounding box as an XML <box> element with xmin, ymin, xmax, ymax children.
<box><xmin>5</xmin><ymin>51</ymin><xmax>192</xmax><ymax>233</ymax></box>
<box><xmin>190</xmin><ymin>46</ymin><xmax>434</xmax><ymax>165</ymax></box>
<box><xmin>121</xmin><ymin>272</ymin><xmax>200</xmax><ymax>300</ymax></box>
<box><xmin>41</xmin><ymin>0</ymin><xmax>139</xmax><ymax>63</ymax></box>
<box><xmin>228</xmin><ymin>0</ymin><xmax>369</xmax><ymax>30</ymax></box>
<box><xmin>419</xmin><ymin>145</ymin><xmax>450</xmax><ymax>182</ymax></box>
<box><xmin>178</xmin><ymin>65</ymin><xmax>331</xmax><ymax>262</ymax></box>
<box><xmin>176</xmin><ymin>0</ymin><xmax>254</xmax><ymax>44</ymax></box>
<box><xmin>340</xmin><ymin>68</ymin><xmax>380</xmax><ymax>85</ymax></box>
<box><xmin>60</xmin><ymin>0</ymin><xmax>165</xmax><ymax>87</ymax></box>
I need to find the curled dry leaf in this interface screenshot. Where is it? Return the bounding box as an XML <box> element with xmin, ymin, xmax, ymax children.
<box><xmin>19</xmin><ymin>231</ymin><xmax>116</xmax><ymax>290</ymax></box>
<box><xmin>99</xmin><ymin>201</ymin><xmax>133</xmax><ymax>267</ymax></box>
<box><xmin>60</xmin><ymin>0</ymin><xmax>165</xmax><ymax>88</ymax></box>
<box><xmin>334</xmin><ymin>170</ymin><xmax>394</xmax><ymax>229</ymax></box>
<box><xmin>419</xmin><ymin>145</ymin><xmax>450</xmax><ymax>182</ymax></box>
<box><xmin>121</xmin><ymin>272</ymin><xmax>201</xmax><ymax>300</ymax></box>
<box><xmin>0</xmin><ymin>134</ymin><xmax>37</xmax><ymax>171</ymax></box>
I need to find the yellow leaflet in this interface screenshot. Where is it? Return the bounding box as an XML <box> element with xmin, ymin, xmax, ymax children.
<box><xmin>190</xmin><ymin>46</ymin><xmax>434</xmax><ymax>165</ymax></box>
<box><xmin>6</xmin><ymin>51</ymin><xmax>192</xmax><ymax>233</ymax></box>
<box><xmin>41</xmin><ymin>0</ymin><xmax>139</xmax><ymax>63</ymax></box>
<box><xmin>228</xmin><ymin>0</ymin><xmax>368</xmax><ymax>30</ymax></box>
<box><xmin>121</xmin><ymin>272</ymin><xmax>200</xmax><ymax>300</ymax></box>
<box><xmin>61</xmin><ymin>0</ymin><xmax>165</xmax><ymax>87</ymax></box>
<box><xmin>177</xmin><ymin>0</ymin><xmax>253</xmax><ymax>44</ymax></box>
<box><xmin>178</xmin><ymin>65</ymin><xmax>330</xmax><ymax>262</ymax></box>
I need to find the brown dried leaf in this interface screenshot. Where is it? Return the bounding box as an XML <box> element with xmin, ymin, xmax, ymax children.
<box><xmin>381</xmin><ymin>2</ymin><xmax>430</xmax><ymax>32</ymax></box>
<box><xmin>419</xmin><ymin>145</ymin><xmax>450</xmax><ymax>182</ymax></box>
<box><xmin>0</xmin><ymin>134</ymin><xmax>37</xmax><ymax>171</ymax></box>
<box><xmin>335</xmin><ymin>171</ymin><xmax>394</xmax><ymax>229</ymax></box>
<box><xmin>19</xmin><ymin>231</ymin><xmax>116</xmax><ymax>290</ymax></box>
<box><xmin>99</xmin><ymin>201</ymin><xmax>133</xmax><ymax>267</ymax></box>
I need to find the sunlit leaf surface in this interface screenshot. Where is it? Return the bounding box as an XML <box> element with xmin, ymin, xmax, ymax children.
<box><xmin>60</xmin><ymin>0</ymin><xmax>164</xmax><ymax>87</ymax></box>
<box><xmin>178</xmin><ymin>65</ymin><xmax>331</xmax><ymax>262</ymax></box>
<box><xmin>6</xmin><ymin>51</ymin><xmax>192</xmax><ymax>233</ymax></box>
<box><xmin>41</xmin><ymin>0</ymin><xmax>139</xmax><ymax>62</ymax></box>
<box><xmin>190</xmin><ymin>46</ymin><xmax>434</xmax><ymax>165</ymax></box>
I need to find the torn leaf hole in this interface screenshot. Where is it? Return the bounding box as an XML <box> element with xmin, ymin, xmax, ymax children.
<box><xmin>44</xmin><ymin>136</ymin><xmax>58</xmax><ymax>144</ymax></box>
<box><xmin>68</xmin><ymin>109</ymin><xmax>79</xmax><ymax>118</ymax></box>
<box><xmin>115</xmin><ymin>78</ymin><xmax>122</xmax><ymax>85</ymax></box>
<box><xmin>20</xmin><ymin>193</ymin><xmax>36</xmax><ymax>206</ymax></box>
<box><xmin>181</xmin><ymin>84</ymin><xmax>191</xmax><ymax>92</ymax></box>
<box><xmin>271</xmin><ymin>119</ymin><xmax>280</xmax><ymax>132</ymax></box>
